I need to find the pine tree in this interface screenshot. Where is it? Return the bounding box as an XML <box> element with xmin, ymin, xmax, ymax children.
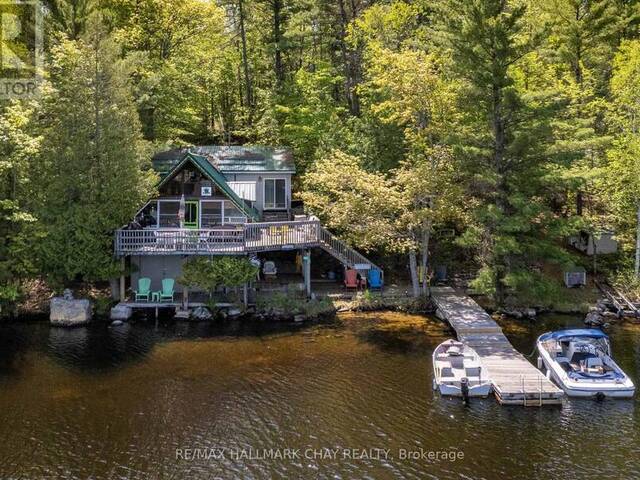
<box><xmin>439</xmin><ymin>0</ymin><xmax>572</xmax><ymax>305</ymax></box>
<box><xmin>34</xmin><ymin>17</ymin><xmax>156</xmax><ymax>286</ymax></box>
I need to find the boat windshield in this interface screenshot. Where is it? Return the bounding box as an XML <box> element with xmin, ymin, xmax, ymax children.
<box><xmin>570</xmin><ymin>336</ymin><xmax>610</xmax><ymax>356</ymax></box>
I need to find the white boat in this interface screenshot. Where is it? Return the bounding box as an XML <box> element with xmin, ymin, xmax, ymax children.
<box><xmin>432</xmin><ymin>339</ymin><xmax>492</xmax><ymax>398</ymax></box>
<box><xmin>537</xmin><ymin>329</ymin><xmax>635</xmax><ymax>398</ymax></box>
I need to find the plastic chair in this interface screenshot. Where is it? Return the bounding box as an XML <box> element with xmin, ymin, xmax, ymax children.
<box><xmin>367</xmin><ymin>269</ymin><xmax>383</xmax><ymax>290</ymax></box>
<box><xmin>344</xmin><ymin>269</ymin><xmax>365</xmax><ymax>290</ymax></box>
<box><xmin>158</xmin><ymin>278</ymin><xmax>175</xmax><ymax>302</ymax></box>
<box><xmin>134</xmin><ymin>277</ymin><xmax>151</xmax><ymax>302</ymax></box>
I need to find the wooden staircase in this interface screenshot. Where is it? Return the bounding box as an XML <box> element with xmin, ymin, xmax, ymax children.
<box><xmin>316</xmin><ymin>224</ymin><xmax>382</xmax><ymax>273</ymax></box>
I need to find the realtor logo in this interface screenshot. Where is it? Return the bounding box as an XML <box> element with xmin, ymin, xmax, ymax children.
<box><xmin>0</xmin><ymin>0</ymin><xmax>42</xmax><ymax>98</ymax></box>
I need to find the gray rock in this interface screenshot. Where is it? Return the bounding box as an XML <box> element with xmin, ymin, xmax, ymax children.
<box><xmin>190</xmin><ymin>306</ymin><xmax>212</xmax><ymax>321</ymax></box>
<box><xmin>228</xmin><ymin>308</ymin><xmax>242</xmax><ymax>318</ymax></box>
<box><xmin>293</xmin><ymin>314</ymin><xmax>306</xmax><ymax>323</ymax></box>
<box><xmin>110</xmin><ymin>320</ymin><xmax>124</xmax><ymax>327</ymax></box>
<box><xmin>62</xmin><ymin>288</ymin><xmax>74</xmax><ymax>300</ymax></box>
<box><xmin>524</xmin><ymin>308</ymin><xmax>537</xmax><ymax>319</ymax></box>
<box><xmin>110</xmin><ymin>304</ymin><xmax>132</xmax><ymax>321</ymax></box>
<box><xmin>50</xmin><ymin>297</ymin><xmax>92</xmax><ymax>326</ymax></box>
<box><xmin>584</xmin><ymin>311</ymin><xmax>604</xmax><ymax>326</ymax></box>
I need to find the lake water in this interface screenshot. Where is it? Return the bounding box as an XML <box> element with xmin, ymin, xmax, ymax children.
<box><xmin>0</xmin><ymin>312</ymin><xmax>638</xmax><ymax>479</ymax></box>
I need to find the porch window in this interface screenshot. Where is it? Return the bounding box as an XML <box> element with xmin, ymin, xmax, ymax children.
<box><xmin>158</xmin><ymin>201</ymin><xmax>180</xmax><ymax>228</ymax></box>
<box><xmin>223</xmin><ymin>201</ymin><xmax>247</xmax><ymax>224</ymax></box>
<box><xmin>264</xmin><ymin>178</ymin><xmax>286</xmax><ymax>210</ymax></box>
<box><xmin>201</xmin><ymin>201</ymin><xmax>223</xmax><ymax>227</ymax></box>
<box><xmin>136</xmin><ymin>201</ymin><xmax>158</xmax><ymax>228</ymax></box>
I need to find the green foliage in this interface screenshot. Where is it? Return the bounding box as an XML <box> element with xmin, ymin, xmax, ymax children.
<box><xmin>256</xmin><ymin>292</ymin><xmax>334</xmax><ymax>318</ymax></box>
<box><xmin>179</xmin><ymin>256</ymin><xmax>258</xmax><ymax>296</ymax></box>
<box><xmin>33</xmin><ymin>18</ymin><xmax>156</xmax><ymax>286</ymax></box>
<box><xmin>93</xmin><ymin>294</ymin><xmax>115</xmax><ymax>317</ymax></box>
<box><xmin>0</xmin><ymin>100</ymin><xmax>42</xmax><ymax>312</ymax></box>
<box><xmin>3</xmin><ymin>0</ymin><xmax>640</xmax><ymax>311</ymax></box>
<box><xmin>302</xmin><ymin>149</ymin><xmax>410</xmax><ymax>253</ymax></box>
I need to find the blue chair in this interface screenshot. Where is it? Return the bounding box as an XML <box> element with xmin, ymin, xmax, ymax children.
<box><xmin>367</xmin><ymin>269</ymin><xmax>383</xmax><ymax>290</ymax></box>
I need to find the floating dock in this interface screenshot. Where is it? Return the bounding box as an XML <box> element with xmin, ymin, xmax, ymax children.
<box><xmin>431</xmin><ymin>287</ymin><xmax>563</xmax><ymax>406</ymax></box>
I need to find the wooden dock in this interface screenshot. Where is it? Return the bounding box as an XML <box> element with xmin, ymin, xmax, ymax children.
<box><xmin>431</xmin><ymin>287</ymin><xmax>564</xmax><ymax>406</ymax></box>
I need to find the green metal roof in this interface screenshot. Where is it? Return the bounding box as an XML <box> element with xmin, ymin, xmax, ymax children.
<box><xmin>157</xmin><ymin>152</ymin><xmax>260</xmax><ymax>221</ymax></box>
<box><xmin>153</xmin><ymin>145</ymin><xmax>295</xmax><ymax>174</ymax></box>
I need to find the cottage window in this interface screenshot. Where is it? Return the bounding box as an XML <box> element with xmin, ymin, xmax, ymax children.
<box><xmin>223</xmin><ymin>201</ymin><xmax>246</xmax><ymax>224</ymax></box>
<box><xmin>158</xmin><ymin>201</ymin><xmax>181</xmax><ymax>228</ymax></box>
<box><xmin>264</xmin><ymin>178</ymin><xmax>286</xmax><ymax>210</ymax></box>
<box><xmin>201</xmin><ymin>201</ymin><xmax>223</xmax><ymax>227</ymax></box>
<box><xmin>136</xmin><ymin>201</ymin><xmax>158</xmax><ymax>228</ymax></box>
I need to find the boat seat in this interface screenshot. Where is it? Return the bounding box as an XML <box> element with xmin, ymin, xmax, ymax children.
<box><xmin>440</xmin><ymin>367</ymin><xmax>454</xmax><ymax>378</ymax></box>
<box><xmin>449</xmin><ymin>358</ymin><xmax>465</xmax><ymax>369</ymax></box>
<box><xmin>465</xmin><ymin>367</ymin><xmax>481</xmax><ymax>377</ymax></box>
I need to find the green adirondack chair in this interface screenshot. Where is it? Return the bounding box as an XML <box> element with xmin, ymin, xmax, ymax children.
<box><xmin>158</xmin><ymin>278</ymin><xmax>175</xmax><ymax>303</ymax></box>
<box><xmin>134</xmin><ymin>277</ymin><xmax>151</xmax><ymax>302</ymax></box>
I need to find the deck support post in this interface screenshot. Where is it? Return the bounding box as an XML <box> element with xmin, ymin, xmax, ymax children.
<box><xmin>303</xmin><ymin>249</ymin><xmax>311</xmax><ymax>298</ymax></box>
<box><xmin>119</xmin><ymin>257</ymin><xmax>126</xmax><ymax>301</ymax></box>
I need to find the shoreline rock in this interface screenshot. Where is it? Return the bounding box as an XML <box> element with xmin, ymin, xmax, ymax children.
<box><xmin>50</xmin><ymin>292</ymin><xmax>92</xmax><ymax>327</ymax></box>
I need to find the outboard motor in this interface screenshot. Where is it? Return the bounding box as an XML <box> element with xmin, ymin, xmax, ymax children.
<box><xmin>461</xmin><ymin>377</ymin><xmax>470</xmax><ymax>405</ymax></box>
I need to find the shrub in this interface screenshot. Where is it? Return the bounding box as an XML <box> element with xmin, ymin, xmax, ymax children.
<box><xmin>179</xmin><ymin>256</ymin><xmax>258</xmax><ymax>298</ymax></box>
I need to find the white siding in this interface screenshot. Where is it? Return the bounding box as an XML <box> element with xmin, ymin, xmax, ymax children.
<box><xmin>228</xmin><ymin>181</ymin><xmax>257</xmax><ymax>202</ymax></box>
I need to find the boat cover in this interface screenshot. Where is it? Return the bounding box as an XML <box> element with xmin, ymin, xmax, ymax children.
<box><xmin>539</xmin><ymin>329</ymin><xmax>608</xmax><ymax>341</ymax></box>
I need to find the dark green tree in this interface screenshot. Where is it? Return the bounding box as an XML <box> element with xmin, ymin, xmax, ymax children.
<box><xmin>439</xmin><ymin>0</ymin><xmax>572</xmax><ymax>305</ymax></box>
<box><xmin>34</xmin><ymin>17</ymin><xmax>156</xmax><ymax>286</ymax></box>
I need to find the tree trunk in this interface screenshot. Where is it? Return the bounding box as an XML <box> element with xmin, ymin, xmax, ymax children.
<box><xmin>409</xmin><ymin>251</ymin><xmax>420</xmax><ymax>298</ymax></box>
<box><xmin>635</xmin><ymin>201</ymin><xmax>640</xmax><ymax>278</ymax></box>
<box><xmin>336</xmin><ymin>0</ymin><xmax>360</xmax><ymax>116</ymax></box>
<box><xmin>272</xmin><ymin>0</ymin><xmax>284</xmax><ymax>88</ymax></box>
<box><xmin>421</xmin><ymin>219</ymin><xmax>432</xmax><ymax>296</ymax></box>
<box><xmin>237</xmin><ymin>0</ymin><xmax>253</xmax><ymax>124</ymax></box>
<box><xmin>492</xmin><ymin>83</ymin><xmax>507</xmax><ymax>307</ymax></box>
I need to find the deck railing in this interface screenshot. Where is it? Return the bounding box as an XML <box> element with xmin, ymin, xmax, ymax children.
<box><xmin>115</xmin><ymin>220</ymin><xmax>381</xmax><ymax>272</ymax></box>
<box><xmin>115</xmin><ymin>228</ymin><xmax>244</xmax><ymax>255</ymax></box>
<box><xmin>244</xmin><ymin>220</ymin><xmax>320</xmax><ymax>251</ymax></box>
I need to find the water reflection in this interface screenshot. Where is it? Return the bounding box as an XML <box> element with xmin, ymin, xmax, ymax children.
<box><xmin>0</xmin><ymin>313</ymin><xmax>638</xmax><ymax>480</ymax></box>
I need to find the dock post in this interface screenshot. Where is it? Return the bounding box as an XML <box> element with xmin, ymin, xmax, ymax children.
<box><xmin>303</xmin><ymin>249</ymin><xmax>311</xmax><ymax>298</ymax></box>
<box><xmin>119</xmin><ymin>257</ymin><xmax>126</xmax><ymax>301</ymax></box>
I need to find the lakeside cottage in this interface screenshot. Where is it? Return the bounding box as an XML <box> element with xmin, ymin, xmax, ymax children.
<box><xmin>113</xmin><ymin>146</ymin><xmax>381</xmax><ymax>307</ymax></box>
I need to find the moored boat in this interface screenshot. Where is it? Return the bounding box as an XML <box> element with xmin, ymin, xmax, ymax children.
<box><xmin>432</xmin><ymin>339</ymin><xmax>492</xmax><ymax>398</ymax></box>
<box><xmin>536</xmin><ymin>329</ymin><xmax>635</xmax><ymax>398</ymax></box>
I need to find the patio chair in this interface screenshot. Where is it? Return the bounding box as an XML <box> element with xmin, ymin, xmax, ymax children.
<box><xmin>263</xmin><ymin>261</ymin><xmax>277</xmax><ymax>279</ymax></box>
<box><xmin>157</xmin><ymin>278</ymin><xmax>175</xmax><ymax>303</ymax></box>
<box><xmin>367</xmin><ymin>269</ymin><xmax>383</xmax><ymax>290</ymax></box>
<box><xmin>344</xmin><ymin>269</ymin><xmax>365</xmax><ymax>290</ymax></box>
<box><xmin>134</xmin><ymin>277</ymin><xmax>151</xmax><ymax>302</ymax></box>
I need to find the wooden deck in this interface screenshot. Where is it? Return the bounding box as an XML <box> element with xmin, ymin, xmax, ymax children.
<box><xmin>115</xmin><ymin>220</ymin><xmax>382</xmax><ymax>272</ymax></box>
<box><xmin>432</xmin><ymin>287</ymin><xmax>564</xmax><ymax>406</ymax></box>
